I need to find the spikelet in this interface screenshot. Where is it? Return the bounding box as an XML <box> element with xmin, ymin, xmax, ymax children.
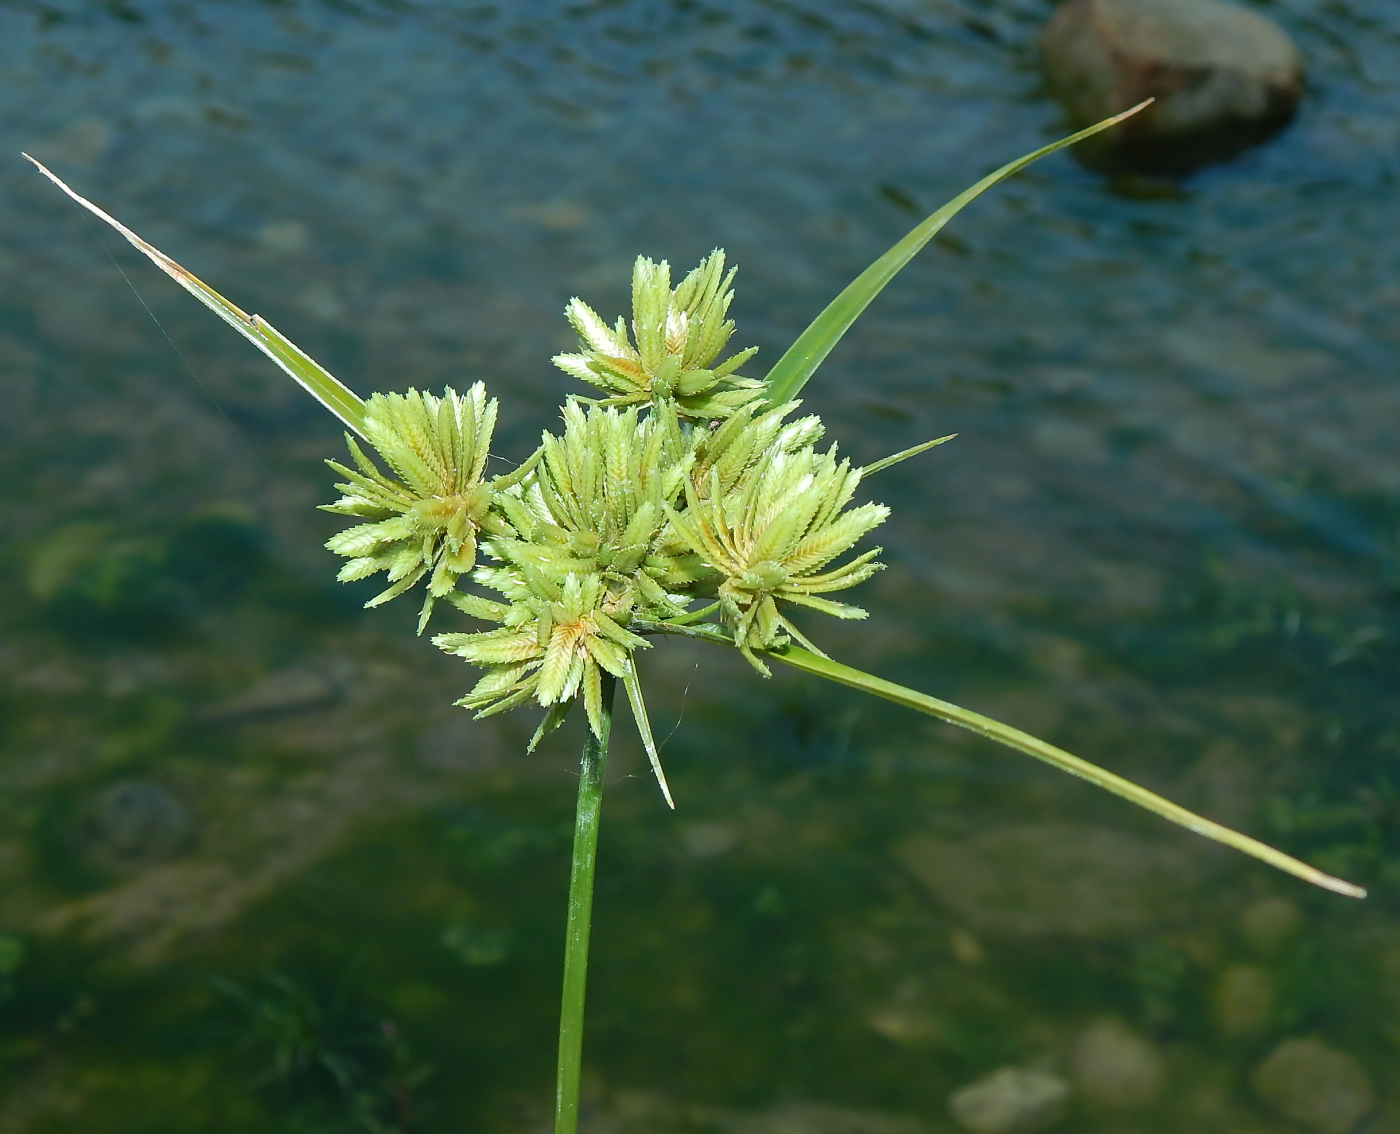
<box><xmin>667</xmin><ymin>444</ymin><xmax>890</xmax><ymax>674</ymax></box>
<box><xmin>552</xmin><ymin>251</ymin><xmax>764</xmax><ymax>420</ymax></box>
<box><xmin>433</xmin><ymin>401</ymin><xmax>695</xmax><ymax>804</ymax></box>
<box><xmin>487</xmin><ymin>401</ymin><xmax>708</xmax><ymax>615</ymax></box>
<box><xmin>321</xmin><ymin>384</ymin><xmax>503</xmax><ymax>631</ymax></box>
<box><xmin>436</xmin><ymin>571</ymin><xmax>645</xmax><ymax>729</ymax></box>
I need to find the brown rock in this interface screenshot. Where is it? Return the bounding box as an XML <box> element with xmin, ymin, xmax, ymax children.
<box><xmin>1070</xmin><ymin>1018</ymin><xmax>1166</xmax><ymax>1108</ymax></box>
<box><xmin>1240</xmin><ymin>896</ymin><xmax>1302</xmax><ymax>953</ymax></box>
<box><xmin>1039</xmin><ymin>0</ymin><xmax>1304</xmax><ymax>172</ymax></box>
<box><xmin>1211</xmin><ymin>964</ymin><xmax>1273</xmax><ymax>1037</ymax></box>
<box><xmin>1251</xmin><ymin>1039</ymin><xmax>1375</xmax><ymax>1134</ymax></box>
<box><xmin>899</xmin><ymin>824</ymin><xmax>1204</xmax><ymax>938</ymax></box>
<box><xmin>200</xmin><ymin>666</ymin><xmax>339</xmax><ymax>721</ymax></box>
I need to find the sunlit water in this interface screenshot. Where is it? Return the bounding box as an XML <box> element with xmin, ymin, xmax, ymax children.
<box><xmin>3</xmin><ymin>1</ymin><xmax>1400</xmax><ymax>1131</ymax></box>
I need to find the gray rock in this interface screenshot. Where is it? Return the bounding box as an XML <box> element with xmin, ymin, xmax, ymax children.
<box><xmin>1070</xmin><ymin>1018</ymin><xmax>1166</xmax><ymax>1108</ymax></box>
<box><xmin>1039</xmin><ymin>0</ymin><xmax>1304</xmax><ymax>173</ymax></box>
<box><xmin>899</xmin><ymin>824</ymin><xmax>1203</xmax><ymax>938</ymax></box>
<box><xmin>81</xmin><ymin>780</ymin><xmax>195</xmax><ymax>869</ymax></box>
<box><xmin>949</xmin><ymin>1068</ymin><xmax>1070</xmax><ymax>1134</ymax></box>
<box><xmin>1251</xmin><ymin>1039</ymin><xmax>1375</xmax><ymax>1134</ymax></box>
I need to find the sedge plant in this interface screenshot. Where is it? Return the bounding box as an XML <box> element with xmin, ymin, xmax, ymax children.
<box><xmin>26</xmin><ymin>102</ymin><xmax>1365</xmax><ymax>1134</ymax></box>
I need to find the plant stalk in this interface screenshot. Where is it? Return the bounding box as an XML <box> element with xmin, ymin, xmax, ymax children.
<box><xmin>554</xmin><ymin>674</ymin><xmax>615</xmax><ymax>1134</ymax></box>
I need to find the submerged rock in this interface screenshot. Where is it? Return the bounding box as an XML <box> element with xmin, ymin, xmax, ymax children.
<box><xmin>899</xmin><ymin>824</ymin><xmax>1203</xmax><ymax>937</ymax></box>
<box><xmin>719</xmin><ymin>1103</ymin><xmax>928</xmax><ymax>1134</ymax></box>
<box><xmin>1240</xmin><ymin>896</ymin><xmax>1302</xmax><ymax>954</ymax></box>
<box><xmin>1251</xmin><ymin>1039</ymin><xmax>1375</xmax><ymax>1134</ymax></box>
<box><xmin>1039</xmin><ymin>0</ymin><xmax>1304</xmax><ymax>173</ymax></box>
<box><xmin>1070</xmin><ymin>1018</ymin><xmax>1166</xmax><ymax>1108</ymax></box>
<box><xmin>1211</xmin><ymin>964</ymin><xmax>1273</xmax><ymax>1037</ymax></box>
<box><xmin>949</xmin><ymin>1068</ymin><xmax>1070</xmax><ymax>1134</ymax></box>
<box><xmin>80</xmin><ymin>780</ymin><xmax>195</xmax><ymax>869</ymax></box>
<box><xmin>201</xmin><ymin>667</ymin><xmax>339</xmax><ymax>721</ymax></box>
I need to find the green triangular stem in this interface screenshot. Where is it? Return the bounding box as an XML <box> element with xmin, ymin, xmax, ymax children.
<box><xmin>761</xmin><ymin>101</ymin><xmax>1151</xmax><ymax>407</ymax></box>
<box><xmin>24</xmin><ymin>154</ymin><xmax>367</xmax><ymax>437</ymax></box>
<box><xmin>554</xmin><ymin>673</ymin><xmax>614</xmax><ymax>1134</ymax></box>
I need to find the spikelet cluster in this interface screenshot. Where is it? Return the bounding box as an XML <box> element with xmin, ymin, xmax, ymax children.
<box><xmin>670</xmin><ymin>444</ymin><xmax>889</xmax><ymax>675</ymax></box>
<box><xmin>321</xmin><ymin>384</ymin><xmax>505</xmax><ymax>631</ymax></box>
<box><xmin>432</xmin><ymin>405</ymin><xmax>701</xmax><ymax>803</ymax></box>
<box><xmin>552</xmin><ymin>251</ymin><xmax>764</xmax><ymax>420</ymax></box>
<box><xmin>322</xmin><ymin>253</ymin><xmax>933</xmax><ymax>804</ymax></box>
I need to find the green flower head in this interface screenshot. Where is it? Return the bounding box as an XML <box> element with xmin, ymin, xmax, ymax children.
<box><xmin>434</xmin><ymin>571</ymin><xmax>646</xmax><ymax>745</ymax></box>
<box><xmin>321</xmin><ymin>384</ymin><xmax>502</xmax><ymax>631</ymax></box>
<box><xmin>552</xmin><ymin>250</ymin><xmax>763</xmax><ymax>420</ymax></box>
<box><xmin>433</xmin><ymin>401</ymin><xmax>697</xmax><ymax>805</ymax></box>
<box><xmin>668</xmin><ymin>444</ymin><xmax>890</xmax><ymax>675</ymax></box>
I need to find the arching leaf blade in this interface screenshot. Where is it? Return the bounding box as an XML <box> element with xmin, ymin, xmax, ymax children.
<box><xmin>767</xmin><ymin>643</ymin><xmax>1366</xmax><ymax>899</ymax></box>
<box><xmin>24</xmin><ymin>153</ymin><xmax>367</xmax><ymax>437</ymax></box>
<box><xmin>762</xmin><ymin>101</ymin><xmax>1152</xmax><ymax>407</ymax></box>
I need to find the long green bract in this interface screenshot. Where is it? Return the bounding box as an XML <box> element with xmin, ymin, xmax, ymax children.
<box><xmin>772</xmin><ymin>644</ymin><xmax>1366</xmax><ymax>899</ymax></box>
<box><xmin>633</xmin><ymin>618</ymin><xmax>1363</xmax><ymax>899</ymax></box>
<box><xmin>23</xmin><ymin>154</ymin><xmax>367</xmax><ymax>437</ymax></box>
<box><xmin>761</xmin><ymin>101</ymin><xmax>1151</xmax><ymax>406</ymax></box>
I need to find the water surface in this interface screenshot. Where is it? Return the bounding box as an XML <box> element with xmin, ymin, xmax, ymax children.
<box><xmin>3</xmin><ymin>1</ymin><xmax>1400</xmax><ymax>1131</ymax></box>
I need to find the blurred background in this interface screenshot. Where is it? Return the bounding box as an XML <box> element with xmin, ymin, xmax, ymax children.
<box><xmin>3</xmin><ymin>1</ymin><xmax>1399</xmax><ymax>1131</ymax></box>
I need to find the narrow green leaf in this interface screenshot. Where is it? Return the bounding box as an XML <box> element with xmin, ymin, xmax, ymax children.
<box><xmin>769</xmin><ymin>644</ymin><xmax>1365</xmax><ymax>899</ymax></box>
<box><xmin>762</xmin><ymin>102</ymin><xmax>1152</xmax><ymax>407</ymax></box>
<box><xmin>24</xmin><ymin>154</ymin><xmax>367</xmax><ymax>437</ymax></box>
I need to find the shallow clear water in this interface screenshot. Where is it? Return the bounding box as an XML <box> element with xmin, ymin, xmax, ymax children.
<box><xmin>3</xmin><ymin>1</ymin><xmax>1400</xmax><ymax>1130</ymax></box>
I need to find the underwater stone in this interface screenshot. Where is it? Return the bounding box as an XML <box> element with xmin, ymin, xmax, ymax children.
<box><xmin>417</xmin><ymin>714</ymin><xmax>505</xmax><ymax>772</ymax></box>
<box><xmin>81</xmin><ymin>780</ymin><xmax>195</xmax><ymax>869</ymax></box>
<box><xmin>1070</xmin><ymin>1018</ymin><xmax>1166</xmax><ymax>1108</ymax></box>
<box><xmin>1211</xmin><ymin>963</ymin><xmax>1273</xmax><ymax>1037</ymax></box>
<box><xmin>1240</xmin><ymin>896</ymin><xmax>1302</xmax><ymax>954</ymax></box>
<box><xmin>900</xmin><ymin>824</ymin><xmax>1204</xmax><ymax>938</ymax></box>
<box><xmin>1251</xmin><ymin>1039</ymin><xmax>1375</xmax><ymax>1134</ymax></box>
<box><xmin>201</xmin><ymin>666</ymin><xmax>339</xmax><ymax>721</ymax></box>
<box><xmin>950</xmin><ymin>1068</ymin><xmax>1069</xmax><ymax>1134</ymax></box>
<box><xmin>949</xmin><ymin>928</ymin><xmax>985</xmax><ymax>965</ymax></box>
<box><xmin>1038</xmin><ymin>0</ymin><xmax>1304</xmax><ymax>173</ymax></box>
<box><xmin>680</xmin><ymin>822</ymin><xmax>739</xmax><ymax>859</ymax></box>
<box><xmin>718</xmin><ymin>1102</ymin><xmax>929</xmax><ymax>1134</ymax></box>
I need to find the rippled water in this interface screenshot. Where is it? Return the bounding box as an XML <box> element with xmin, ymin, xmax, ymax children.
<box><xmin>3</xmin><ymin>1</ymin><xmax>1400</xmax><ymax>1131</ymax></box>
